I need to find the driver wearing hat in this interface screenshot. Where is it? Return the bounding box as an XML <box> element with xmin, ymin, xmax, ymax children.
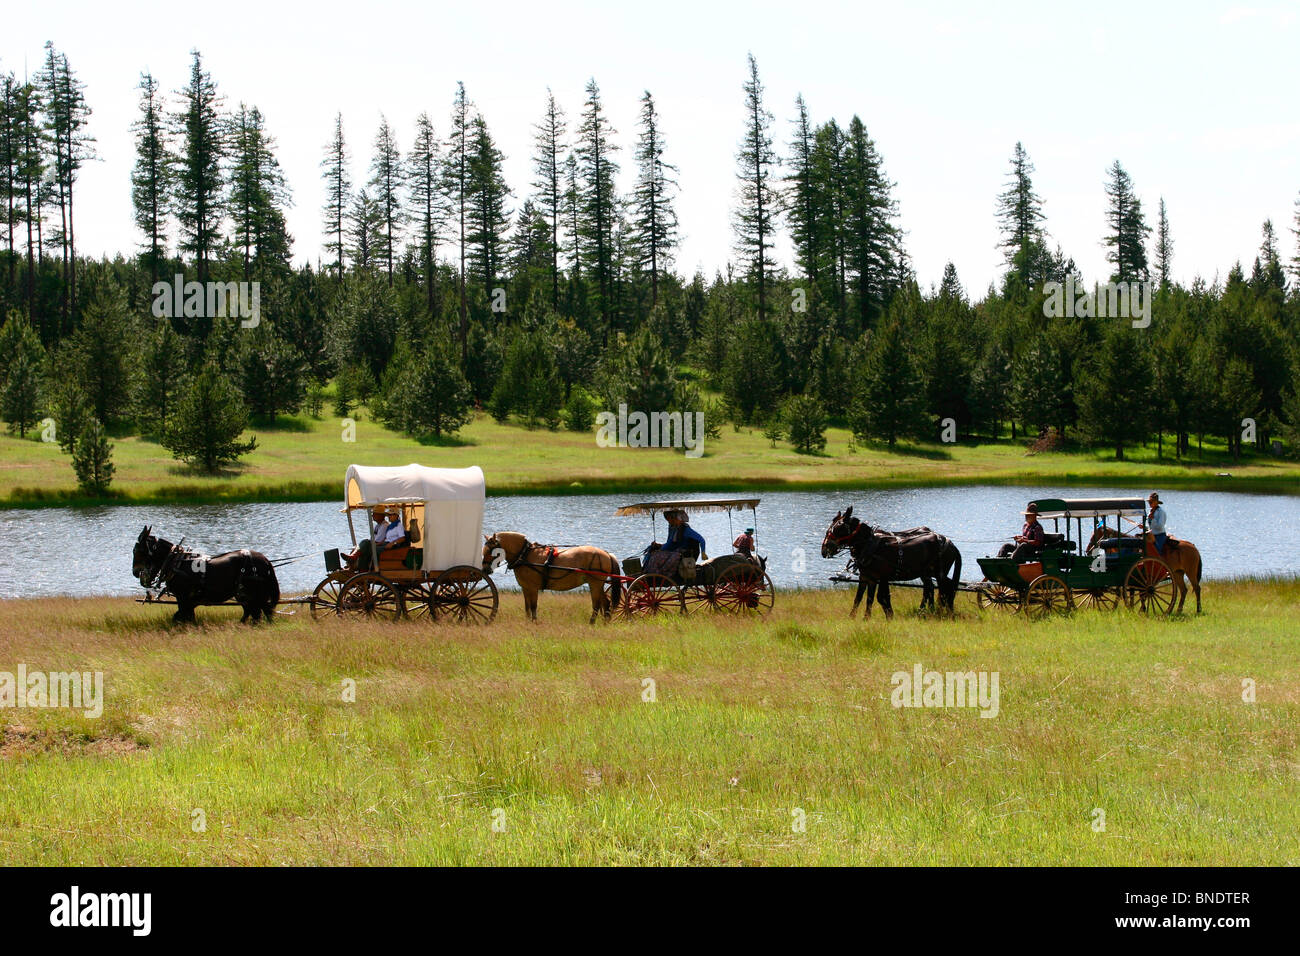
<box><xmin>998</xmin><ymin>502</ymin><xmax>1045</xmax><ymax>561</ymax></box>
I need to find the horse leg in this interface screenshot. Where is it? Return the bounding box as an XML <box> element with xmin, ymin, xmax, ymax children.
<box><xmin>524</xmin><ymin>587</ymin><xmax>539</xmax><ymax>621</ymax></box>
<box><xmin>589</xmin><ymin>581</ymin><xmax>602</xmax><ymax>625</ymax></box>
<box><xmin>1193</xmin><ymin>557</ymin><xmax>1202</xmax><ymax>613</ymax></box>
<box><xmin>879</xmin><ymin>581</ymin><xmax>894</xmax><ymax>620</ymax></box>
<box><xmin>851</xmin><ymin>577</ymin><xmax>867</xmax><ymax>618</ymax></box>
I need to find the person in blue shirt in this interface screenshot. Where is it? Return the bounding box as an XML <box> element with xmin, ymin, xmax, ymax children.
<box><xmin>662</xmin><ymin>510</ymin><xmax>707</xmax><ymax>560</ymax></box>
<box><xmin>1148</xmin><ymin>492</ymin><xmax>1167</xmax><ymax>555</ymax></box>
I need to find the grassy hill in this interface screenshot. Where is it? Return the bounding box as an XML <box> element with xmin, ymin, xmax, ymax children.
<box><xmin>3</xmin><ymin>408</ymin><xmax>1297</xmax><ymax>507</ymax></box>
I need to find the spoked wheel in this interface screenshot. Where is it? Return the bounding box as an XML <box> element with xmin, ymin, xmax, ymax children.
<box><xmin>310</xmin><ymin>576</ymin><xmax>347</xmax><ymax>620</ymax></box>
<box><xmin>619</xmin><ymin>573</ymin><xmax>685</xmax><ymax>618</ymax></box>
<box><xmin>680</xmin><ymin>578</ymin><xmax>721</xmax><ymax>614</ymax></box>
<box><xmin>403</xmin><ymin>580</ymin><xmax>440</xmax><ymax>622</ymax></box>
<box><xmin>975</xmin><ymin>580</ymin><xmax>1020</xmax><ymax>612</ymax></box>
<box><xmin>1021</xmin><ymin>574</ymin><xmax>1073</xmax><ymax>619</ymax></box>
<box><xmin>714</xmin><ymin>564</ymin><xmax>775</xmax><ymax>615</ymax></box>
<box><xmin>432</xmin><ymin>566</ymin><xmax>499</xmax><ymax>624</ymax></box>
<box><xmin>1124</xmin><ymin>558</ymin><xmax>1174</xmax><ymax>614</ymax></box>
<box><xmin>337</xmin><ymin>573</ymin><xmax>404</xmax><ymax>621</ymax></box>
<box><xmin>1074</xmin><ymin>586</ymin><xmax>1120</xmax><ymax>611</ymax></box>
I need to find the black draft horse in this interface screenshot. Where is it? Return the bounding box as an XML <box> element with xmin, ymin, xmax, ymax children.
<box><xmin>821</xmin><ymin>506</ymin><xmax>962</xmax><ymax>618</ymax></box>
<box><xmin>132</xmin><ymin>526</ymin><xmax>280</xmax><ymax>624</ymax></box>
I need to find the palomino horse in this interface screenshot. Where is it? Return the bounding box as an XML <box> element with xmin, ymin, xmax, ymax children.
<box><xmin>821</xmin><ymin>507</ymin><xmax>962</xmax><ymax>618</ymax></box>
<box><xmin>483</xmin><ymin>531</ymin><xmax>623</xmax><ymax>623</ymax></box>
<box><xmin>1086</xmin><ymin>524</ymin><xmax>1203</xmax><ymax>613</ymax></box>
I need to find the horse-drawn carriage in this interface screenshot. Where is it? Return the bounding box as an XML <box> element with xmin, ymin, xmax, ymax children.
<box><xmin>615</xmin><ymin>498</ymin><xmax>775</xmax><ymax>616</ymax></box>
<box><xmin>974</xmin><ymin>497</ymin><xmax>1177</xmax><ymax>617</ymax></box>
<box><xmin>307</xmin><ymin>464</ymin><xmax>499</xmax><ymax>623</ymax></box>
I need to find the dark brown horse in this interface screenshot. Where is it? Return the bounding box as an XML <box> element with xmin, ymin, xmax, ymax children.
<box><xmin>484</xmin><ymin>531</ymin><xmax>623</xmax><ymax>623</ymax></box>
<box><xmin>821</xmin><ymin>507</ymin><xmax>962</xmax><ymax>618</ymax></box>
<box><xmin>132</xmin><ymin>526</ymin><xmax>280</xmax><ymax>623</ymax></box>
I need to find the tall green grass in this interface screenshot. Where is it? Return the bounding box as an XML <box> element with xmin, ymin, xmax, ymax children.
<box><xmin>0</xmin><ymin>581</ymin><xmax>1296</xmax><ymax>864</ymax></box>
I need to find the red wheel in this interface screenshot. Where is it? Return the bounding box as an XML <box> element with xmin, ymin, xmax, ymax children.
<box><xmin>1124</xmin><ymin>558</ymin><xmax>1174</xmax><ymax>614</ymax></box>
<box><xmin>619</xmin><ymin>573</ymin><xmax>684</xmax><ymax>618</ymax></box>
<box><xmin>715</xmin><ymin>564</ymin><xmax>774</xmax><ymax>615</ymax></box>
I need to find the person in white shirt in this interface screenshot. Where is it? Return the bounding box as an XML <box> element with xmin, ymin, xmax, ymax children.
<box><xmin>1147</xmin><ymin>492</ymin><xmax>1168</xmax><ymax>555</ymax></box>
<box><xmin>348</xmin><ymin>506</ymin><xmax>407</xmax><ymax>569</ymax></box>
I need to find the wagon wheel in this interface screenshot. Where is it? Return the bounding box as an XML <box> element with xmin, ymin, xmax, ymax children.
<box><xmin>432</xmin><ymin>566</ymin><xmax>499</xmax><ymax>624</ymax></box>
<box><xmin>1124</xmin><ymin>558</ymin><xmax>1174</xmax><ymax>614</ymax></box>
<box><xmin>714</xmin><ymin>564</ymin><xmax>775</xmax><ymax>615</ymax></box>
<box><xmin>680</xmin><ymin>575</ymin><xmax>722</xmax><ymax>614</ymax></box>
<box><xmin>403</xmin><ymin>579</ymin><xmax>440</xmax><ymax>622</ymax></box>
<box><xmin>1073</xmin><ymin>585</ymin><xmax>1120</xmax><ymax>611</ymax></box>
<box><xmin>309</xmin><ymin>576</ymin><xmax>347</xmax><ymax>620</ymax></box>
<box><xmin>1021</xmin><ymin>574</ymin><xmax>1073</xmax><ymax>619</ymax></box>
<box><xmin>618</xmin><ymin>573</ymin><xmax>685</xmax><ymax>618</ymax></box>
<box><xmin>337</xmin><ymin>572</ymin><xmax>404</xmax><ymax>621</ymax></box>
<box><xmin>975</xmin><ymin>580</ymin><xmax>1020</xmax><ymax>612</ymax></box>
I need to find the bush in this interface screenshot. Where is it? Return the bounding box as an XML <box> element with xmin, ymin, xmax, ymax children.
<box><xmin>71</xmin><ymin>418</ymin><xmax>115</xmax><ymax>495</ymax></box>
<box><xmin>563</xmin><ymin>387</ymin><xmax>599</xmax><ymax>433</ymax></box>
<box><xmin>163</xmin><ymin>363</ymin><xmax>257</xmax><ymax>473</ymax></box>
<box><xmin>783</xmin><ymin>394</ymin><xmax>828</xmax><ymax>454</ymax></box>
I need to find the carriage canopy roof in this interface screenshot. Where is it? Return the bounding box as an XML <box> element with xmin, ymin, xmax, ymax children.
<box><xmin>1029</xmin><ymin>497</ymin><xmax>1147</xmax><ymax>519</ymax></box>
<box><xmin>615</xmin><ymin>497</ymin><xmax>761</xmax><ymax>517</ymax></box>
<box><xmin>344</xmin><ymin>464</ymin><xmax>485</xmax><ymax>571</ymax></box>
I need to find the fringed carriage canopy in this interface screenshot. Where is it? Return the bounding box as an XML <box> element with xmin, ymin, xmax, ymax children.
<box><xmin>614</xmin><ymin>497</ymin><xmax>761</xmax><ymax>517</ymax></box>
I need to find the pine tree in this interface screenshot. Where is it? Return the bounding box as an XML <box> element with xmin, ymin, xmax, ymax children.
<box><xmin>131</xmin><ymin>72</ymin><xmax>172</xmax><ymax>285</ymax></box>
<box><xmin>71</xmin><ymin>417</ymin><xmax>114</xmax><ymax>495</ymax></box>
<box><xmin>849</xmin><ymin>321</ymin><xmax>928</xmax><ymax>447</ymax></box>
<box><xmin>575</xmin><ymin>79</ymin><xmax>620</xmax><ymax>337</ymax></box>
<box><xmin>320</xmin><ymin>113</ymin><xmax>350</xmax><ymax>276</ymax></box>
<box><xmin>0</xmin><ymin>74</ymin><xmax>18</xmax><ymax>276</ymax></box>
<box><xmin>996</xmin><ymin>142</ymin><xmax>1046</xmax><ymax>282</ymax></box>
<box><xmin>782</xmin><ymin>394</ymin><xmax>827</xmax><ymax>454</ymax></box>
<box><xmin>1076</xmin><ymin>324</ymin><xmax>1153</xmax><ymax>459</ymax></box>
<box><xmin>733</xmin><ymin>54</ymin><xmax>778</xmax><ymax>320</ymax></box>
<box><xmin>62</xmin><ymin>280</ymin><xmax>131</xmax><ymax>425</ymax></box>
<box><xmin>785</xmin><ymin>94</ymin><xmax>819</xmax><ymax>289</ymax></box>
<box><xmin>1103</xmin><ymin>160</ymin><xmax>1150</xmax><ymax>281</ymax></box>
<box><xmin>173</xmin><ymin>51</ymin><xmax>225</xmax><ymax>295</ymax></box>
<box><xmin>39</xmin><ymin>43</ymin><xmax>93</xmax><ymax>328</ymax></box>
<box><xmin>132</xmin><ymin>319</ymin><xmax>188</xmax><ymax>437</ymax></box>
<box><xmin>407</xmin><ymin>112</ymin><xmax>444</xmax><ymax>316</ymax></box>
<box><xmin>347</xmin><ymin>189</ymin><xmax>382</xmax><ymax>271</ymax></box>
<box><xmin>1</xmin><ymin>346</ymin><xmax>41</xmax><ymax>437</ymax></box>
<box><xmin>163</xmin><ymin>362</ymin><xmax>257</xmax><ymax>473</ymax></box>
<box><xmin>531</xmin><ymin>90</ymin><xmax>566</xmax><ymax>311</ymax></box>
<box><xmin>1153</xmin><ymin>197</ymin><xmax>1173</xmax><ymax>289</ymax></box>
<box><xmin>444</xmin><ymin>81</ymin><xmax>473</xmax><ymax>362</ymax></box>
<box><xmin>466</xmin><ymin>113</ymin><xmax>509</xmax><ymax>304</ymax></box>
<box><xmin>228</xmin><ymin>104</ymin><xmax>291</xmax><ymax>281</ymax></box>
<box><xmin>369</xmin><ymin>115</ymin><xmax>403</xmax><ymax>281</ymax></box>
<box><xmin>630</xmin><ymin>91</ymin><xmax>678</xmax><ymax>307</ymax></box>
<box><xmin>13</xmin><ymin>80</ymin><xmax>43</xmax><ymax>326</ymax></box>
<box><xmin>844</xmin><ymin>116</ymin><xmax>898</xmax><ymax>329</ymax></box>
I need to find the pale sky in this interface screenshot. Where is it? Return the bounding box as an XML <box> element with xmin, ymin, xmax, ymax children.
<box><xmin>5</xmin><ymin>0</ymin><xmax>1298</xmax><ymax>294</ymax></box>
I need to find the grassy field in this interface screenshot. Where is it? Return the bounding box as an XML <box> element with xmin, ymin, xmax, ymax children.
<box><xmin>0</xmin><ymin>580</ymin><xmax>1296</xmax><ymax>865</ymax></box>
<box><xmin>2</xmin><ymin>408</ymin><xmax>1297</xmax><ymax>507</ymax></box>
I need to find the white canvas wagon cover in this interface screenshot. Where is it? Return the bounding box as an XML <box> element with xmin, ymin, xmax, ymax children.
<box><xmin>344</xmin><ymin>464</ymin><xmax>485</xmax><ymax>571</ymax></box>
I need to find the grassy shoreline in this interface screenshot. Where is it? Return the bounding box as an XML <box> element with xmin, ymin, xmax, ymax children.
<box><xmin>4</xmin><ymin>409</ymin><xmax>1297</xmax><ymax>508</ymax></box>
<box><xmin>1</xmin><ymin>581</ymin><xmax>1296</xmax><ymax>865</ymax></box>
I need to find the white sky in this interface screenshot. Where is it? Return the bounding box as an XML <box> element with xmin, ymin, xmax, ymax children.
<box><xmin>6</xmin><ymin>0</ymin><xmax>1298</xmax><ymax>294</ymax></box>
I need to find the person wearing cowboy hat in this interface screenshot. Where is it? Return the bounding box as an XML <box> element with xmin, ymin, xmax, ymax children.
<box><xmin>733</xmin><ymin>527</ymin><xmax>756</xmax><ymax>558</ymax></box>
<box><xmin>998</xmin><ymin>502</ymin><xmax>1045</xmax><ymax>561</ymax></box>
<box><xmin>1147</xmin><ymin>493</ymin><xmax>1168</xmax><ymax>556</ymax></box>
<box><xmin>346</xmin><ymin>505</ymin><xmax>407</xmax><ymax>569</ymax></box>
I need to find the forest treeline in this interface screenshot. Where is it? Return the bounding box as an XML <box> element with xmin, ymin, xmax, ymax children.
<box><xmin>2</xmin><ymin>46</ymin><xmax>1300</xmax><ymax>493</ymax></box>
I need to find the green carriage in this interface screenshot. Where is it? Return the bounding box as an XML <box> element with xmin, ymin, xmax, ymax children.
<box><xmin>974</xmin><ymin>497</ymin><xmax>1175</xmax><ymax>617</ymax></box>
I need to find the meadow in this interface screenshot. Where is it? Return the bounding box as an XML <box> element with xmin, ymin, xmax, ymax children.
<box><xmin>2</xmin><ymin>407</ymin><xmax>1296</xmax><ymax>508</ymax></box>
<box><xmin>0</xmin><ymin>581</ymin><xmax>1296</xmax><ymax>865</ymax></box>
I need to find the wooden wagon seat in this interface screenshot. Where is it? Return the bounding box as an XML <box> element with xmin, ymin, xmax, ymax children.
<box><xmin>376</xmin><ymin>515</ymin><xmax>420</xmax><ymax>569</ymax></box>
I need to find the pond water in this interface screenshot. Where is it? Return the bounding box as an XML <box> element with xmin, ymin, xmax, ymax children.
<box><xmin>0</xmin><ymin>485</ymin><xmax>1293</xmax><ymax>598</ymax></box>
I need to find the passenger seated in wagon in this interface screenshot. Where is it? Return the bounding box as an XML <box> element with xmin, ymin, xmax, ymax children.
<box><xmin>643</xmin><ymin>510</ymin><xmax>707</xmax><ymax>576</ymax></box>
<box><xmin>997</xmin><ymin>502</ymin><xmax>1045</xmax><ymax>562</ymax></box>
<box><xmin>344</xmin><ymin>506</ymin><xmax>408</xmax><ymax>569</ymax></box>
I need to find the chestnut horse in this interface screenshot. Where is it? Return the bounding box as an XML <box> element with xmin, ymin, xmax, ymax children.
<box><xmin>483</xmin><ymin>531</ymin><xmax>623</xmax><ymax>623</ymax></box>
<box><xmin>1086</xmin><ymin>524</ymin><xmax>1203</xmax><ymax>613</ymax></box>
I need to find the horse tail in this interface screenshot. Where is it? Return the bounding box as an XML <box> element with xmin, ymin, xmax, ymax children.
<box><xmin>1196</xmin><ymin>553</ymin><xmax>1202</xmax><ymax>585</ymax></box>
<box><xmin>607</xmin><ymin>551</ymin><xmax>623</xmax><ymax>610</ymax></box>
<box><xmin>266</xmin><ymin>561</ymin><xmax>281</xmax><ymax>610</ymax></box>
